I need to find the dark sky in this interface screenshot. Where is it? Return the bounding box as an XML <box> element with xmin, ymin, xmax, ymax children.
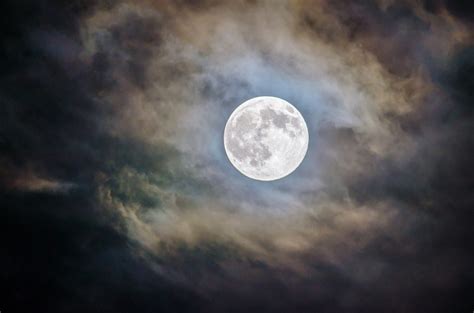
<box><xmin>1</xmin><ymin>1</ymin><xmax>474</xmax><ymax>312</ymax></box>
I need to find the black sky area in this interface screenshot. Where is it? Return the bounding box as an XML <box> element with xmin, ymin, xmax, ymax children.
<box><xmin>1</xmin><ymin>1</ymin><xmax>474</xmax><ymax>312</ymax></box>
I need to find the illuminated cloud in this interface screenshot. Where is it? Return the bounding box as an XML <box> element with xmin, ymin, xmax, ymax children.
<box><xmin>1</xmin><ymin>1</ymin><xmax>473</xmax><ymax>312</ymax></box>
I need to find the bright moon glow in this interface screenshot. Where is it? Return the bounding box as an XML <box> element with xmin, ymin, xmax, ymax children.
<box><xmin>224</xmin><ymin>96</ymin><xmax>309</xmax><ymax>181</ymax></box>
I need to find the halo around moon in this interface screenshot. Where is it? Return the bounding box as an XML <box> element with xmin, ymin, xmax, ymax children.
<box><xmin>224</xmin><ymin>96</ymin><xmax>309</xmax><ymax>181</ymax></box>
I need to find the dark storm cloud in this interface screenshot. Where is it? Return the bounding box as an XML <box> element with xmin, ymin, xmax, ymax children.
<box><xmin>0</xmin><ymin>1</ymin><xmax>206</xmax><ymax>312</ymax></box>
<box><xmin>1</xmin><ymin>0</ymin><xmax>473</xmax><ymax>312</ymax></box>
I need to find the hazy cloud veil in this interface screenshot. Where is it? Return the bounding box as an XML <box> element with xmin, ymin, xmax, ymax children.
<box><xmin>1</xmin><ymin>0</ymin><xmax>473</xmax><ymax>312</ymax></box>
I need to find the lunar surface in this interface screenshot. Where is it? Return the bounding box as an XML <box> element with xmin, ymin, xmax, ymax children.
<box><xmin>224</xmin><ymin>96</ymin><xmax>309</xmax><ymax>181</ymax></box>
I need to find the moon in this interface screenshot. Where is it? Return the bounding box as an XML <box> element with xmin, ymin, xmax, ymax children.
<box><xmin>224</xmin><ymin>96</ymin><xmax>309</xmax><ymax>181</ymax></box>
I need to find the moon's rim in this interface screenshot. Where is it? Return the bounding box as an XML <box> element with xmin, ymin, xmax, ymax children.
<box><xmin>223</xmin><ymin>96</ymin><xmax>309</xmax><ymax>181</ymax></box>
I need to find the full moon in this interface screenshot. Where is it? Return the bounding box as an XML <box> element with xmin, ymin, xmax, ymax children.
<box><xmin>224</xmin><ymin>96</ymin><xmax>309</xmax><ymax>181</ymax></box>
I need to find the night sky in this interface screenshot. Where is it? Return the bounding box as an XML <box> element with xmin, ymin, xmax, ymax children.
<box><xmin>1</xmin><ymin>1</ymin><xmax>474</xmax><ymax>312</ymax></box>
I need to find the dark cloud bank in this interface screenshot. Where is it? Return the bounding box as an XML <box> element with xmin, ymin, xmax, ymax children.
<box><xmin>1</xmin><ymin>1</ymin><xmax>474</xmax><ymax>312</ymax></box>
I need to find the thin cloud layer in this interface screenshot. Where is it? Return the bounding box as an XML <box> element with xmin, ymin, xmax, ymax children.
<box><xmin>1</xmin><ymin>0</ymin><xmax>473</xmax><ymax>312</ymax></box>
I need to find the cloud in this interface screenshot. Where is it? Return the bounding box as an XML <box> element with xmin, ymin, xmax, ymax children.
<box><xmin>2</xmin><ymin>0</ymin><xmax>473</xmax><ymax>312</ymax></box>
